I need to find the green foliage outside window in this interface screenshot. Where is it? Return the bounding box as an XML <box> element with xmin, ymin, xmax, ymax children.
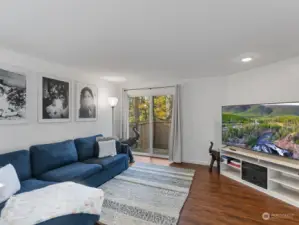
<box><xmin>129</xmin><ymin>95</ymin><xmax>173</xmax><ymax>125</ymax></box>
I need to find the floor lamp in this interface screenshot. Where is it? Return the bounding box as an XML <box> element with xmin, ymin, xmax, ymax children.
<box><xmin>108</xmin><ymin>97</ymin><xmax>118</xmax><ymax>136</ymax></box>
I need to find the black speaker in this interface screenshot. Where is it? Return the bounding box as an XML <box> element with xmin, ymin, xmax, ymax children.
<box><xmin>242</xmin><ymin>161</ymin><xmax>267</xmax><ymax>189</ymax></box>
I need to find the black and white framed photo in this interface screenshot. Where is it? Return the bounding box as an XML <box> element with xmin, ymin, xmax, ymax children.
<box><xmin>75</xmin><ymin>82</ymin><xmax>97</xmax><ymax>121</ymax></box>
<box><xmin>38</xmin><ymin>76</ymin><xmax>71</xmax><ymax>123</ymax></box>
<box><xmin>0</xmin><ymin>68</ymin><xmax>27</xmax><ymax>124</ymax></box>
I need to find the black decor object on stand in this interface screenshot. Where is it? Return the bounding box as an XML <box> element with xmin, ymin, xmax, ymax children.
<box><xmin>121</xmin><ymin>127</ymin><xmax>140</xmax><ymax>147</ymax></box>
<box><xmin>121</xmin><ymin>126</ymin><xmax>140</xmax><ymax>163</ymax></box>
<box><xmin>209</xmin><ymin>142</ymin><xmax>220</xmax><ymax>173</ymax></box>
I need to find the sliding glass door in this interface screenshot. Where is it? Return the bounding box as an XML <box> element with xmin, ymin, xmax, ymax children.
<box><xmin>153</xmin><ymin>95</ymin><xmax>173</xmax><ymax>156</ymax></box>
<box><xmin>128</xmin><ymin>96</ymin><xmax>150</xmax><ymax>154</ymax></box>
<box><xmin>128</xmin><ymin>94</ymin><xmax>173</xmax><ymax>158</ymax></box>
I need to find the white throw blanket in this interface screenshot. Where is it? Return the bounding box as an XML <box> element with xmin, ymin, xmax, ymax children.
<box><xmin>0</xmin><ymin>182</ymin><xmax>104</xmax><ymax>225</ymax></box>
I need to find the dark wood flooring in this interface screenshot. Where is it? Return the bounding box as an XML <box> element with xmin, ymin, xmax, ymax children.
<box><xmin>134</xmin><ymin>156</ymin><xmax>299</xmax><ymax>225</ymax></box>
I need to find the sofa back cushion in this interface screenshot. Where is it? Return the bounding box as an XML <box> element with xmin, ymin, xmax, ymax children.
<box><xmin>74</xmin><ymin>134</ymin><xmax>103</xmax><ymax>161</ymax></box>
<box><xmin>0</xmin><ymin>150</ymin><xmax>31</xmax><ymax>181</ymax></box>
<box><xmin>30</xmin><ymin>140</ymin><xmax>78</xmax><ymax>177</ymax></box>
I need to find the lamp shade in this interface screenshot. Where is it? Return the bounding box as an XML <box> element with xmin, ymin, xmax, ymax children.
<box><xmin>108</xmin><ymin>97</ymin><xmax>118</xmax><ymax>107</ymax></box>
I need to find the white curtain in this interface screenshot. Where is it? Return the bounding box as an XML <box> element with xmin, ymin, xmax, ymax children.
<box><xmin>120</xmin><ymin>90</ymin><xmax>129</xmax><ymax>139</ymax></box>
<box><xmin>169</xmin><ymin>84</ymin><xmax>182</xmax><ymax>163</ymax></box>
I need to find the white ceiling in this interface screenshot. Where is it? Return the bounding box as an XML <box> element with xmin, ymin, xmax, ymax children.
<box><xmin>1</xmin><ymin>0</ymin><xmax>299</xmax><ymax>81</ymax></box>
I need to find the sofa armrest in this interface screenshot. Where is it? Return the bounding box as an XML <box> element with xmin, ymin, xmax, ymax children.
<box><xmin>115</xmin><ymin>140</ymin><xmax>129</xmax><ymax>154</ymax></box>
<box><xmin>119</xmin><ymin>143</ymin><xmax>130</xmax><ymax>155</ymax></box>
<box><xmin>36</xmin><ymin>214</ymin><xmax>99</xmax><ymax>225</ymax></box>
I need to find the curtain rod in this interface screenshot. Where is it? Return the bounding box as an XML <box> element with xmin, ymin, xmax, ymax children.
<box><xmin>124</xmin><ymin>85</ymin><xmax>175</xmax><ymax>92</ymax></box>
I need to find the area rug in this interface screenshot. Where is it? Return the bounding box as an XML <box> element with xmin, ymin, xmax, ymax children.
<box><xmin>98</xmin><ymin>162</ymin><xmax>195</xmax><ymax>225</ymax></box>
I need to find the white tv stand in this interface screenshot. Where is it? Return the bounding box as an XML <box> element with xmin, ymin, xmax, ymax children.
<box><xmin>221</xmin><ymin>146</ymin><xmax>299</xmax><ymax>208</ymax></box>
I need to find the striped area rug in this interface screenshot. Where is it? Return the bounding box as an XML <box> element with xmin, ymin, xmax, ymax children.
<box><xmin>98</xmin><ymin>162</ymin><xmax>195</xmax><ymax>225</ymax></box>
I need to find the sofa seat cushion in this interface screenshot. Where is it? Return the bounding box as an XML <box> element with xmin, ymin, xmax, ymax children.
<box><xmin>18</xmin><ymin>179</ymin><xmax>57</xmax><ymax>194</ymax></box>
<box><xmin>39</xmin><ymin>162</ymin><xmax>103</xmax><ymax>182</ymax></box>
<box><xmin>84</xmin><ymin>154</ymin><xmax>128</xmax><ymax>170</ymax></box>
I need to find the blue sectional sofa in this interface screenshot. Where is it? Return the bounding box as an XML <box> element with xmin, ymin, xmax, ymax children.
<box><xmin>0</xmin><ymin>134</ymin><xmax>129</xmax><ymax>225</ymax></box>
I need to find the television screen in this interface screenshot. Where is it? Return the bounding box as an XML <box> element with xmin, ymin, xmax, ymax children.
<box><xmin>222</xmin><ymin>102</ymin><xmax>299</xmax><ymax>160</ymax></box>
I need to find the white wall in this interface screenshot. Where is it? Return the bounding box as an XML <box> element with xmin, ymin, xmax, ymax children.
<box><xmin>226</xmin><ymin>57</ymin><xmax>299</xmax><ymax>105</ymax></box>
<box><xmin>183</xmin><ymin>56</ymin><xmax>299</xmax><ymax>164</ymax></box>
<box><xmin>120</xmin><ymin>56</ymin><xmax>299</xmax><ymax>165</ymax></box>
<box><xmin>181</xmin><ymin>76</ymin><xmax>227</xmax><ymax>164</ymax></box>
<box><xmin>0</xmin><ymin>48</ymin><xmax>120</xmax><ymax>153</ymax></box>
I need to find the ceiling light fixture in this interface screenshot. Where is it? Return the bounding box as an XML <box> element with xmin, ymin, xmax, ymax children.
<box><xmin>100</xmin><ymin>76</ymin><xmax>127</xmax><ymax>82</ymax></box>
<box><xmin>241</xmin><ymin>57</ymin><xmax>253</xmax><ymax>63</ymax></box>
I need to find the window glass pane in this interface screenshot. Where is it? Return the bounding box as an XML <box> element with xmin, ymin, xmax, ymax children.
<box><xmin>153</xmin><ymin>95</ymin><xmax>173</xmax><ymax>155</ymax></box>
<box><xmin>129</xmin><ymin>96</ymin><xmax>150</xmax><ymax>153</ymax></box>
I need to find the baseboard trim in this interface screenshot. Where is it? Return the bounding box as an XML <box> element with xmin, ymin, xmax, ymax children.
<box><xmin>182</xmin><ymin>159</ymin><xmax>216</xmax><ymax>167</ymax></box>
<box><xmin>182</xmin><ymin>159</ymin><xmax>210</xmax><ymax>166</ymax></box>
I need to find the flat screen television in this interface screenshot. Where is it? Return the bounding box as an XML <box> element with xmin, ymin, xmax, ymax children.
<box><xmin>222</xmin><ymin>102</ymin><xmax>299</xmax><ymax>160</ymax></box>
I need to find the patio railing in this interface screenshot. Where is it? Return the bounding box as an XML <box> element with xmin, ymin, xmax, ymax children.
<box><xmin>129</xmin><ymin>121</ymin><xmax>171</xmax><ymax>155</ymax></box>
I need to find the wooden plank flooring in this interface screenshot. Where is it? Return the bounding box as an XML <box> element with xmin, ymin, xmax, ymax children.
<box><xmin>134</xmin><ymin>156</ymin><xmax>299</xmax><ymax>225</ymax></box>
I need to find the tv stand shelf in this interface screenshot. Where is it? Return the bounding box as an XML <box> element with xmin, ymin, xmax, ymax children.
<box><xmin>221</xmin><ymin>146</ymin><xmax>299</xmax><ymax>208</ymax></box>
<box><xmin>270</xmin><ymin>176</ymin><xmax>299</xmax><ymax>191</ymax></box>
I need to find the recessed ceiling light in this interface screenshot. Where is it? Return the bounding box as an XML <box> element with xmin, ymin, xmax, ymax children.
<box><xmin>100</xmin><ymin>76</ymin><xmax>127</xmax><ymax>82</ymax></box>
<box><xmin>241</xmin><ymin>57</ymin><xmax>253</xmax><ymax>63</ymax></box>
<box><xmin>233</xmin><ymin>53</ymin><xmax>259</xmax><ymax>63</ymax></box>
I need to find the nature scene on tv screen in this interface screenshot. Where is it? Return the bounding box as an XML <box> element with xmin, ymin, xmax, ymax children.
<box><xmin>222</xmin><ymin>103</ymin><xmax>299</xmax><ymax>160</ymax></box>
